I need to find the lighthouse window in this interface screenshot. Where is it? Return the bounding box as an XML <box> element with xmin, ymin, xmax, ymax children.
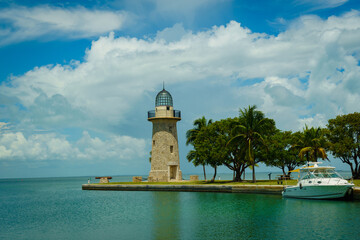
<box><xmin>153</xmin><ymin>140</ymin><xmax>155</xmax><ymax>146</ymax></box>
<box><xmin>169</xmin><ymin>126</ymin><xmax>172</xmax><ymax>132</ymax></box>
<box><xmin>170</xmin><ymin>145</ymin><xmax>173</xmax><ymax>153</ymax></box>
<box><xmin>167</xmin><ymin>106</ymin><xmax>170</xmax><ymax>110</ymax></box>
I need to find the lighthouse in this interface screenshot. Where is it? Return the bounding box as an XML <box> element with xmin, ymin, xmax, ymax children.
<box><xmin>147</xmin><ymin>87</ymin><xmax>182</xmax><ymax>182</ymax></box>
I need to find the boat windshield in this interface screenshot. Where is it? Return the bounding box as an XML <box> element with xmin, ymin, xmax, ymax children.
<box><xmin>300</xmin><ymin>168</ymin><xmax>342</xmax><ymax>180</ymax></box>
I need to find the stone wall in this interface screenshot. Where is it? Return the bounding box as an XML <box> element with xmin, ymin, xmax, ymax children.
<box><xmin>190</xmin><ymin>175</ymin><xmax>199</xmax><ymax>181</ymax></box>
<box><xmin>149</xmin><ymin>118</ymin><xmax>182</xmax><ymax>182</ymax></box>
<box><xmin>154</xmin><ymin>105</ymin><xmax>174</xmax><ymax>118</ymax></box>
<box><xmin>148</xmin><ymin>170</ymin><xmax>168</xmax><ymax>182</ymax></box>
<box><xmin>99</xmin><ymin>177</ymin><xmax>109</xmax><ymax>183</ymax></box>
<box><xmin>132</xmin><ymin>176</ymin><xmax>142</xmax><ymax>182</ymax></box>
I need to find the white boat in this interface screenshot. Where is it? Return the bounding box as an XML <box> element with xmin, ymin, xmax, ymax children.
<box><xmin>282</xmin><ymin>162</ymin><xmax>354</xmax><ymax>199</ymax></box>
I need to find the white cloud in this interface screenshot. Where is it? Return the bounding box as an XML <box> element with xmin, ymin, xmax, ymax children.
<box><xmin>0</xmin><ymin>5</ymin><xmax>127</xmax><ymax>45</ymax></box>
<box><xmin>0</xmin><ymin>131</ymin><xmax>146</xmax><ymax>163</ymax></box>
<box><xmin>298</xmin><ymin>114</ymin><xmax>328</xmax><ymax>129</ymax></box>
<box><xmin>0</xmin><ymin>122</ymin><xmax>9</xmax><ymax>131</ymax></box>
<box><xmin>294</xmin><ymin>0</ymin><xmax>348</xmax><ymax>11</ymax></box>
<box><xmin>153</xmin><ymin>0</ymin><xmax>220</xmax><ymax>16</ymax></box>
<box><xmin>156</xmin><ymin>23</ymin><xmax>188</xmax><ymax>42</ymax></box>
<box><xmin>1</xmin><ymin>11</ymin><xmax>360</xmax><ymax>164</ymax></box>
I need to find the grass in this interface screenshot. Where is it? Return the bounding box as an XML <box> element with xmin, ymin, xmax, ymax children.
<box><xmin>353</xmin><ymin>179</ymin><xmax>360</xmax><ymax>187</ymax></box>
<box><xmin>94</xmin><ymin>179</ymin><xmax>360</xmax><ymax>187</ymax></box>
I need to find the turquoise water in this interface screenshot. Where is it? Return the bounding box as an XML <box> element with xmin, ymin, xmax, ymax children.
<box><xmin>1</xmin><ymin>176</ymin><xmax>359</xmax><ymax>240</ymax></box>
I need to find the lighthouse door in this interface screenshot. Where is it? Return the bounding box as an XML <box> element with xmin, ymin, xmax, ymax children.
<box><xmin>169</xmin><ymin>166</ymin><xmax>177</xmax><ymax>180</ymax></box>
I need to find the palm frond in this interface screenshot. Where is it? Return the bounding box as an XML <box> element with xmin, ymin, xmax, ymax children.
<box><xmin>227</xmin><ymin>134</ymin><xmax>246</xmax><ymax>147</ymax></box>
<box><xmin>317</xmin><ymin>148</ymin><xmax>328</xmax><ymax>160</ymax></box>
<box><xmin>299</xmin><ymin>147</ymin><xmax>312</xmax><ymax>159</ymax></box>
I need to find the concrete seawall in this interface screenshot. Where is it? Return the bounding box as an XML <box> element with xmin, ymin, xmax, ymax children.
<box><xmin>82</xmin><ymin>184</ymin><xmax>360</xmax><ymax>199</ymax></box>
<box><xmin>82</xmin><ymin>184</ymin><xmax>288</xmax><ymax>194</ymax></box>
<box><xmin>352</xmin><ymin>187</ymin><xmax>360</xmax><ymax>200</ymax></box>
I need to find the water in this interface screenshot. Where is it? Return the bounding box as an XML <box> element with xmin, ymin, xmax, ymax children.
<box><xmin>1</xmin><ymin>175</ymin><xmax>359</xmax><ymax>240</ymax></box>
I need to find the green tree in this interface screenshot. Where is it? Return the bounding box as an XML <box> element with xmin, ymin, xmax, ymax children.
<box><xmin>228</xmin><ymin>105</ymin><xmax>276</xmax><ymax>183</ymax></box>
<box><xmin>192</xmin><ymin>123</ymin><xmax>225</xmax><ymax>182</ymax></box>
<box><xmin>187</xmin><ymin>117</ymin><xmax>252</xmax><ymax>182</ymax></box>
<box><xmin>207</xmin><ymin>118</ymin><xmax>251</xmax><ymax>181</ymax></box>
<box><xmin>297</xmin><ymin>125</ymin><xmax>328</xmax><ymax>162</ymax></box>
<box><xmin>186</xmin><ymin>116</ymin><xmax>212</xmax><ymax>180</ymax></box>
<box><xmin>186</xmin><ymin>150</ymin><xmax>204</xmax><ymax>172</ymax></box>
<box><xmin>264</xmin><ymin>131</ymin><xmax>306</xmax><ymax>176</ymax></box>
<box><xmin>217</xmin><ymin>118</ymin><xmax>250</xmax><ymax>181</ymax></box>
<box><xmin>326</xmin><ymin>112</ymin><xmax>360</xmax><ymax>179</ymax></box>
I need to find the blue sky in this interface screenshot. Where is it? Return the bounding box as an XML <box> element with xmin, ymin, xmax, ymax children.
<box><xmin>1</xmin><ymin>0</ymin><xmax>360</xmax><ymax>178</ymax></box>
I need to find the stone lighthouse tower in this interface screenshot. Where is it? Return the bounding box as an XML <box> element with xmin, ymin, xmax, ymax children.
<box><xmin>147</xmin><ymin>87</ymin><xmax>182</xmax><ymax>182</ymax></box>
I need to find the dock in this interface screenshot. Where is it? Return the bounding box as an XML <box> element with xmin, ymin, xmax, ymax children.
<box><xmin>82</xmin><ymin>184</ymin><xmax>283</xmax><ymax>194</ymax></box>
<box><xmin>82</xmin><ymin>184</ymin><xmax>360</xmax><ymax>199</ymax></box>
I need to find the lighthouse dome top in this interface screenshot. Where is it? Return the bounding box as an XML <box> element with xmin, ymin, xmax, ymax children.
<box><xmin>155</xmin><ymin>88</ymin><xmax>173</xmax><ymax>107</ymax></box>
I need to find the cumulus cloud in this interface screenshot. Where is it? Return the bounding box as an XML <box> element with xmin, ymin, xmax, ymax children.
<box><xmin>1</xmin><ymin>10</ymin><xmax>360</xmax><ymax>164</ymax></box>
<box><xmin>0</xmin><ymin>5</ymin><xmax>127</xmax><ymax>45</ymax></box>
<box><xmin>156</xmin><ymin>23</ymin><xmax>188</xmax><ymax>42</ymax></box>
<box><xmin>298</xmin><ymin>114</ymin><xmax>327</xmax><ymax>129</ymax></box>
<box><xmin>0</xmin><ymin>131</ymin><xmax>146</xmax><ymax>163</ymax></box>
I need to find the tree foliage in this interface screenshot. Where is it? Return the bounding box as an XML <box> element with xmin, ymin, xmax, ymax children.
<box><xmin>187</xmin><ymin>117</ymin><xmax>252</xmax><ymax>182</ymax></box>
<box><xmin>228</xmin><ymin>105</ymin><xmax>276</xmax><ymax>182</ymax></box>
<box><xmin>186</xmin><ymin>116</ymin><xmax>213</xmax><ymax>146</ymax></box>
<box><xmin>263</xmin><ymin>131</ymin><xmax>306</xmax><ymax>176</ymax></box>
<box><xmin>186</xmin><ymin>116</ymin><xmax>212</xmax><ymax>180</ymax></box>
<box><xmin>184</xmin><ymin>108</ymin><xmax>360</xmax><ymax>182</ymax></box>
<box><xmin>295</xmin><ymin>125</ymin><xmax>328</xmax><ymax>162</ymax></box>
<box><xmin>217</xmin><ymin>118</ymin><xmax>249</xmax><ymax>181</ymax></box>
<box><xmin>326</xmin><ymin>112</ymin><xmax>360</xmax><ymax>179</ymax></box>
<box><xmin>207</xmin><ymin>118</ymin><xmax>250</xmax><ymax>181</ymax></box>
<box><xmin>191</xmin><ymin>122</ymin><xmax>226</xmax><ymax>181</ymax></box>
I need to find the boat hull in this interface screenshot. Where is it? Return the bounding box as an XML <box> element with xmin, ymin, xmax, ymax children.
<box><xmin>282</xmin><ymin>185</ymin><xmax>353</xmax><ymax>199</ymax></box>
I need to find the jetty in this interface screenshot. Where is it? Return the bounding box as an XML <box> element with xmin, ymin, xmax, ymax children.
<box><xmin>82</xmin><ymin>184</ymin><xmax>360</xmax><ymax>200</ymax></box>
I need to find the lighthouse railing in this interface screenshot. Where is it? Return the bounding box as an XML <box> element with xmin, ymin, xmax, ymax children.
<box><xmin>148</xmin><ymin>110</ymin><xmax>156</xmax><ymax>118</ymax></box>
<box><xmin>148</xmin><ymin>110</ymin><xmax>181</xmax><ymax>118</ymax></box>
<box><xmin>173</xmin><ymin>110</ymin><xmax>181</xmax><ymax>118</ymax></box>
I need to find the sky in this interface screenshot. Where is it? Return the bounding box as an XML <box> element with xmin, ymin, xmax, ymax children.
<box><xmin>1</xmin><ymin>0</ymin><xmax>360</xmax><ymax>178</ymax></box>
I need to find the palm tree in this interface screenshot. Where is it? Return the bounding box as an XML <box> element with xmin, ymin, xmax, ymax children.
<box><xmin>298</xmin><ymin>125</ymin><xmax>328</xmax><ymax>162</ymax></box>
<box><xmin>186</xmin><ymin>150</ymin><xmax>203</xmax><ymax>170</ymax></box>
<box><xmin>186</xmin><ymin>116</ymin><xmax>213</xmax><ymax>145</ymax></box>
<box><xmin>228</xmin><ymin>105</ymin><xmax>274</xmax><ymax>183</ymax></box>
<box><xmin>186</xmin><ymin>116</ymin><xmax>213</xmax><ymax>181</ymax></box>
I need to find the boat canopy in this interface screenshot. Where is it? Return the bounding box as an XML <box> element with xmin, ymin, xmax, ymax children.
<box><xmin>290</xmin><ymin>162</ymin><xmax>340</xmax><ymax>180</ymax></box>
<box><xmin>300</xmin><ymin>168</ymin><xmax>342</xmax><ymax>180</ymax></box>
<box><xmin>290</xmin><ymin>162</ymin><xmax>335</xmax><ymax>173</ymax></box>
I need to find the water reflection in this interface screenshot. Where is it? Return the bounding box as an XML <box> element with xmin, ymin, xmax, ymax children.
<box><xmin>151</xmin><ymin>192</ymin><xmax>180</xmax><ymax>240</ymax></box>
<box><xmin>279</xmin><ymin>198</ymin><xmax>360</xmax><ymax>239</ymax></box>
<box><xmin>187</xmin><ymin>192</ymin><xmax>278</xmax><ymax>239</ymax></box>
